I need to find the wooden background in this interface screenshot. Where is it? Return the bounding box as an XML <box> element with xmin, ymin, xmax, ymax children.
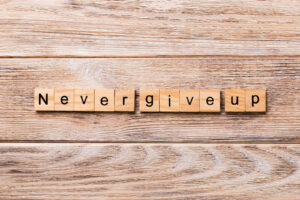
<box><xmin>0</xmin><ymin>0</ymin><xmax>299</xmax><ymax>199</ymax></box>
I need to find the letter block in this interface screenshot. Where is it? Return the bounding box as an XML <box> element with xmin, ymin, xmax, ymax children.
<box><xmin>140</xmin><ymin>90</ymin><xmax>160</xmax><ymax>112</ymax></box>
<box><xmin>74</xmin><ymin>89</ymin><xmax>95</xmax><ymax>111</ymax></box>
<box><xmin>200</xmin><ymin>89</ymin><xmax>220</xmax><ymax>112</ymax></box>
<box><xmin>115</xmin><ymin>89</ymin><xmax>135</xmax><ymax>112</ymax></box>
<box><xmin>95</xmin><ymin>89</ymin><xmax>115</xmax><ymax>112</ymax></box>
<box><xmin>34</xmin><ymin>88</ymin><xmax>54</xmax><ymax>111</ymax></box>
<box><xmin>179</xmin><ymin>90</ymin><xmax>200</xmax><ymax>112</ymax></box>
<box><xmin>160</xmin><ymin>89</ymin><xmax>180</xmax><ymax>112</ymax></box>
<box><xmin>54</xmin><ymin>89</ymin><xmax>74</xmax><ymax>111</ymax></box>
<box><xmin>245</xmin><ymin>89</ymin><xmax>266</xmax><ymax>112</ymax></box>
<box><xmin>225</xmin><ymin>89</ymin><xmax>245</xmax><ymax>112</ymax></box>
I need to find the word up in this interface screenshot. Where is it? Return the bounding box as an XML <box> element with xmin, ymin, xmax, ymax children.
<box><xmin>34</xmin><ymin>89</ymin><xmax>266</xmax><ymax>113</ymax></box>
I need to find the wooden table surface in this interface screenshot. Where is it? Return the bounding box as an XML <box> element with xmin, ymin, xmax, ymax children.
<box><xmin>0</xmin><ymin>1</ymin><xmax>299</xmax><ymax>199</ymax></box>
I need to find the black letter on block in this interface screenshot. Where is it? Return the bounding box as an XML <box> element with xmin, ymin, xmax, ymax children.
<box><xmin>168</xmin><ymin>95</ymin><xmax>171</xmax><ymax>107</ymax></box>
<box><xmin>80</xmin><ymin>96</ymin><xmax>88</xmax><ymax>104</ymax></box>
<box><xmin>231</xmin><ymin>96</ymin><xmax>239</xmax><ymax>105</ymax></box>
<box><xmin>252</xmin><ymin>95</ymin><xmax>259</xmax><ymax>107</ymax></box>
<box><xmin>123</xmin><ymin>96</ymin><xmax>128</xmax><ymax>105</ymax></box>
<box><xmin>39</xmin><ymin>93</ymin><xmax>48</xmax><ymax>105</ymax></box>
<box><xmin>146</xmin><ymin>95</ymin><xmax>153</xmax><ymax>107</ymax></box>
<box><xmin>206</xmin><ymin>97</ymin><xmax>214</xmax><ymax>105</ymax></box>
<box><xmin>100</xmin><ymin>97</ymin><xmax>108</xmax><ymax>106</ymax></box>
<box><xmin>186</xmin><ymin>97</ymin><xmax>194</xmax><ymax>105</ymax></box>
<box><xmin>61</xmin><ymin>96</ymin><xmax>68</xmax><ymax>105</ymax></box>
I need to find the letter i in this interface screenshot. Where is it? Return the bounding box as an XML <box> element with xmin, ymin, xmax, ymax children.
<box><xmin>168</xmin><ymin>95</ymin><xmax>171</xmax><ymax>107</ymax></box>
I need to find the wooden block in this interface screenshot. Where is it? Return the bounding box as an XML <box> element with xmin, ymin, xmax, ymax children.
<box><xmin>225</xmin><ymin>89</ymin><xmax>245</xmax><ymax>112</ymax></box>
<box><xmin>74</xmin><ymin>89</ymin><xmax>95</xmax><ymax>111</ymax></box>
<box><xmin>160</xmin><ymin>89</ymin><xmax>180</xmax><ymax>112</ymax></box>
<box><xmin>200</xmin><ymin>89</ymin><xmax>220</xmax><ymax>112</ymax></box>
<box><xmin>95</xmin><ymin>89</ymin><xmax>115</xmax><ymax>112</ymax></box>
<box><xmin>54</xmin><ymin>89</ymin><xmax>74</xmax><ymax>111</ymax></box>
<box><xmin>245</xmin><ymin>89</ymin><xmax>266</xmax><ymax>112</ymax></box>
<box><xmin>179</xmin><ymin>90</ymin><xmax>200</xmax><ymax>112</ymax></box>
<box><xmin>140</xmin><ymin>90</ymin><xmax>160</xmax><ymax>112</ymax></box>
<box><xmin>34</xmin><ymin>88</ymin><xmax>54</xmax><ymax>111</ymax></box>
<box><xmin>115</xmin><ymin>89</ymin><xmax>135</xmax><ymax>112</ymax></box>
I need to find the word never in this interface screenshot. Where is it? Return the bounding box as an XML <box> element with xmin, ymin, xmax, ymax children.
<box><xmin>34</xmin><ymin>89</ymin><xmax>266</xmax><ymax>113</ymax></box>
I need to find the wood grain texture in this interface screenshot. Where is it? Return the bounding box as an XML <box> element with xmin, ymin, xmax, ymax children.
<box><xmin>245</xmin><ymin>89</ymin><xmax>266</xmax><ymax>112</ymax></box>
<box><xmin>95</xmin><ymin>89</ymin><xmax>115</xmax><ymax>112</ymax></box>
<box><xmin>0</xmin><ymin>144</ymin><xmax>299</xmax><ymax>200</ymax></box>
<box><xmin>74</xmin><ymin>89</ymin><xmax>95</xmax><ymax>112</ymax></box>
<box><xmin>225</xmin><ymin>89</ymin><xmax>246</xmax><ymax>112</ymax></box>
<box><xmin>0</xmin><ymin>57</ymin><xmax>299</xmax><ymax>142</ymax></box>
<box><xmin>2</xmin><ymin>1</ymin><xmax>300</xmax><ymax>199</ymax></box>
<box><xmin>200</xmin><ymin>89</ymin><xmax>221</xmax><ymax>112</ymax></box>
<box><xmin>1</xmin><ymin>0</ymin><xmax>300</xmax><ymax>56</ymax></box>
<box><xmin>179</xmin><ymin>89</ymin><xmax>200</xmax><ymax>112</ymax></box>
<box><xmin>34</xmin><ymin>88</ymin><xmax>54</xmax><ymax>111</ymax></box>
<box><xmin>54</xmin><ymin>88</ymin><xmax>74</xmax><ymax>111</ymax></box>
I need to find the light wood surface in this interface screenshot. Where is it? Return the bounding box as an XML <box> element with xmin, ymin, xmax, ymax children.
<box><xmin>0</xmin><ymin>0</ymin><xmax>300</xmax><ymax>57</ymax></box>
<box><xmin>140</xmin><ymin>90</ymin><xmax>160</xmax><ymax>112</ymax></box>
<box><xmin>54</xmin><ymin>88</ymin><xmax>74</xmax><ymax>111</ymax></box>
<box><xmin>179</xmin><ymin>90</ymin><xmax>200</xmax><ymax>112</ymax></box>
<box><xmin>114</xmin><ymin>89</ymin><xmax>135</xmax><ymax>112</ymax></box>
<box><xmin>0</xmin><ymin>144</ymin><xmax>299</xmax><ymax>200</ymax></box>
<box><xmin>1</xmin><ymin>0</ymin><xmax>300</xmax><ymax>198</ymax></box>
<box><xmin>74</xmin><ymin>89</ymin><xmax>95</xmax><ymax>112</ymax></box>
<box><xmin>0</xmin><ymin>58</ymin><xmax>299</xmax><ymax>142</ymax></box>
<box><xmin>34</xmin><ymin>88</ymin><xmax>54</xmax><ymax>111</ymax></box>
<box><xmin>245</xmin><ymin>89</ymin><xmax>266</xmax><ymax>112</ymax></box>
<box><xmin>225</xmin><ymin>89</ymin><xmax>246</xmax><ymax>112</ymax></box>
<box><xmin>200</xmin><ymin>89</ymin><xmax>221</xmax><ymax>112</ymax></box>
<box><xmin>95</xmin><ymin>89</ymin><xmax>115</xmax><ymax>112</ymax></box>
<box><xmin>160</xmin><ymin>89</ymin><xmax>180</xmax><ymax>112</ymax></box>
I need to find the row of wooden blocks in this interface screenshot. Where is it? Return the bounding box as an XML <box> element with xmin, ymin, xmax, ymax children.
<box><xmin>34</xmin><ymin>89</ymin><xmax>266</xmax><ymax>112</ymax></box>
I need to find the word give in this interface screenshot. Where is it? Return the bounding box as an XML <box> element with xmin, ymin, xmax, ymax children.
<box><xmin>34</xmin><ymin>89</ymin><xmax>266</xmax><ymax>113</ymax></box>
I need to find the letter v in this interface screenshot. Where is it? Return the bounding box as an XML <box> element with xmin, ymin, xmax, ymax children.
<box><xmin>186</xmin><ymin>97</ymin><xmax>194</xmax><ymax>105</ymax></box>
<box><xmin>80</xmin><ymin>96</ymin><xmax>88</xmax><ymax>104</ymax></box>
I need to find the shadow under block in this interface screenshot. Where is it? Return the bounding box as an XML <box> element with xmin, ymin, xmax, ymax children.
<box><xmin>34</xmin><ymin>88</ymin><xmax>54</xmax><ymax>111</ymax></box>
<box><xmin>160</xmin><ymin>89</ymin><xmax>180</xmax><ymax>112</ymax></box>
<box><xmin>74</xmin><ymin>89</ymin><xmax>95</xmax><ymax>111</ymax></box>
<box><xmin>225</xmin><ymin>89</ymin><xmax>245</xmax><ymax>112</ymax></box>
<box><xmin>179</xmin><ymin>90</ymin><xmax>200</xmax><ymax>112</ymax></box>
<box><xmin>200</xmin><ymin>89</ymin><xmax>221</xmax><ymax>112</ymax></box>
<box><xmin>95</xmin><ymin>89</ymin><xmax>115</xmax><ymax>112</ymax></box>
<box><xmin>140</xmin><ymin>90</ymin><xmax>160</xmax><ymax>112</ymax></box>
<box><xmin>114</xmin><ymin>90</ymin><xmax>135</xmax><ymax>112</ymax></box>
<box><xmin>245</xmin><ymin>89</ymin><xmax>266</xmax><ymax>112</ymax></box>
<box><xmin>54</xmin><ymin>89</ymin><xmax>74</xmax><ymax>111</ymax></box>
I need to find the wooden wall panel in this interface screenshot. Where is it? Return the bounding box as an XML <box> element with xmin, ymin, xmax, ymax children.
<box><xmin>0</xmin><ymin>0</ymin><xmax>300</xmax><ymax>56</ymax></box>
<box><xmin>0</xmin><ymin>144</ymin><xmax>299</xmax><ymax>200</ymax></box>
<box><xmin>0</xmin><ymin>57</ymin><xmax>299</xmax><ymax>142</ymax></box>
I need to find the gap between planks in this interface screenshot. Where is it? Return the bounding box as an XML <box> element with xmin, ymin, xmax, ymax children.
<box><xmin>0</xmin><ymin>141</ymin><xmax>299</xmax><ymax>144</ymax></box>
<box><xmin>1</xmin><ymin>55</ymin><xmax>300</xmax><ymax>59</ymax></box>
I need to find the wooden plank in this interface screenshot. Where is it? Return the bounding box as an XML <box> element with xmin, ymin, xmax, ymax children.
<box><xmin>0</xmin><ymin>143</ymin><xmax>299</xmax><ymax>200</ymax></box>
<box><xmin>0</xmin><ymin>0</ymin><xmax>300</xmax><ymax>56</ymax></box>
<box><xmin>0</xmin><ymin>57</ymin><xmax>299</xmax><ymax>142</ymax></box>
